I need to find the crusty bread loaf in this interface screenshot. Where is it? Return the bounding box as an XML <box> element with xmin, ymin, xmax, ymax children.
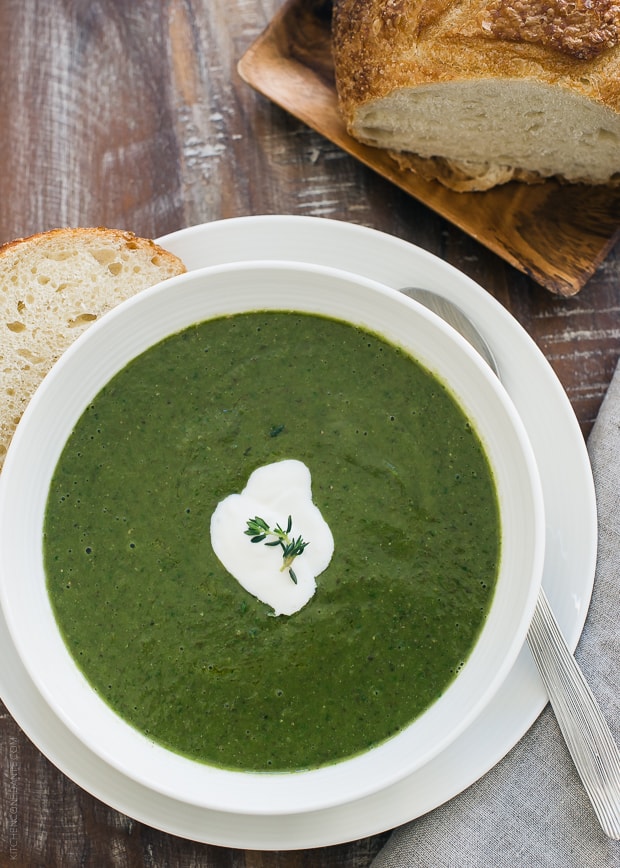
<box><xmin>0</xmin><ymin>227</ymin><xmax>186</xmax><ymax>469</ymax></box>
<box><xmin>333</xmin><ymin>0</ymin><xmax>620</xmax><ymax>191</ymax></box>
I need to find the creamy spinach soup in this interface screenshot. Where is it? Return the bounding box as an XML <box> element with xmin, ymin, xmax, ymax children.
<box><xmin>44</xmin><ymin>311</ymin><xmax>500</xmax><ymax>772</ymax></box>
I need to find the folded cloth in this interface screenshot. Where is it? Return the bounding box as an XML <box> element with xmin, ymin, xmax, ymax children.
<box><xmin>372</xmin><ymin>362</ymin><xmax>620</xmax><ymax>868</ymax></box>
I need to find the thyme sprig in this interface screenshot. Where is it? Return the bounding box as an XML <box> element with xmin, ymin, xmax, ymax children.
<box><xmin>245</xmin><ymin>514</ymin><xmax>309</xmax><ymax>584</ymax></box>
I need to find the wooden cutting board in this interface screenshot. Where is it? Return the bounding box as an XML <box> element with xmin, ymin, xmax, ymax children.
<box><xmin>238</xmin><ymin>0</ymin><xmax>620</xmax><ymax>295</ymax></box>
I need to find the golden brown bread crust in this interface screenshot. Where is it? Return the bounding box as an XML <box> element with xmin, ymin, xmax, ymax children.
<box><xmin>333</xmin><ymin>0</ymin><xmax>620</xmax><ymax>121</ymax></box>
<box><xmin>482</xmin><ymin>0</ymin><xmax>620</xmax><ymax>60</ymax></box>
<box><xmin>0</xmin><ymin>226</ymin><xmax>176</xmax><ymax>262</ymax></box>
<box><xmin>388</xmin><ymin>149</ymin><xmax>545</xmax><ymax>190</ymax></box>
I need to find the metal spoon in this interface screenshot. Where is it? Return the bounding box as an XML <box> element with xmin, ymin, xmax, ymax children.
<box><xmin>401</xmin><ymin>285</ymin><xmax>620</xmax><ymax>840</ymax></box>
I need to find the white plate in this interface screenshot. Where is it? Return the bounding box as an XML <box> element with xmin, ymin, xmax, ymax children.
<box><xmin>0</xmin><ymin>216</ymin><xmax>597</xmax><ymax>849</ymax></box>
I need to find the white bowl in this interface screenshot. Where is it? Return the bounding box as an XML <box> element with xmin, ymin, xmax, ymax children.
<box><xmin>0</xmin><ymin>260</ymin><xmax>545</xmax><ymax>816</ymax></box>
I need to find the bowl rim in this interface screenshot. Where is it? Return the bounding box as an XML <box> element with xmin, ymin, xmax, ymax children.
<box><xmin>0</xmin><ymin>259</ymin><xmax>545</xmax><ymax>815</ymax></box>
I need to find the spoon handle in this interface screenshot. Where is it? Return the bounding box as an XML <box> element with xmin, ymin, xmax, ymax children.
<box><xmin>400</xmin><ymin>285</ymin><xmax>620</xmax><ymax>839</ymax></box>
<box><xmin>527</xmin><ymin>589</ymin><xmax>620</xmax><ymax>839</ymax></box>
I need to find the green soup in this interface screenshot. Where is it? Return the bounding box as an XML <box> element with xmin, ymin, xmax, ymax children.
<box><xmin>44</xmin><ymin>311</ymin><xmax>500</xmax><ymax>772</ymax></box>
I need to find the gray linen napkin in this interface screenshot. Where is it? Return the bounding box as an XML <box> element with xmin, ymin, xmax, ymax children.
<box><xmin>372</xmin><ymin>362</ymin><xmax>620</xmax><ymax>868</ymax></box>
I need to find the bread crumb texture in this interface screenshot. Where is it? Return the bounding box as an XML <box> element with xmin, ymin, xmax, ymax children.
<box><xmin>0</xmin><ymin>227</ymin><xmax>186</xmax><ymax>469</ymax></box>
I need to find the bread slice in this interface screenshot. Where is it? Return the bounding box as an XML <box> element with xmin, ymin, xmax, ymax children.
<box><xmin>333</xmin><ymin>0</ymin><xmax>620</xmax><ymax>191</ymax></box>
<box><xmin>0</xmin><ymin>227</ymin><xmax>186</xmax><ymax>469</ymax></box>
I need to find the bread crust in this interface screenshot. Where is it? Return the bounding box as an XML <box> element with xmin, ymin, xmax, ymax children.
<box><xmin>0</xmin><ymin>227</ymin><xmax>186</xmax><ymax>469</ymax></box>
<box><xmin>333</xmin><ymin>0</ymin><xmax>620</xmax><ymax>112</ymax></box>
<box><xmin>481</xmin><ymin>0</ymin><xmax>620</xmax><ymax>61</ymax></box>
<box><xmin>333</xmin><ymin>0</ymin><xmax>620</xmax><ymax>188</ymax></box>
<box><xmin>0</xmin><ymin>226</ymin><xmax>179</xmax><ymax>263</ymax></box>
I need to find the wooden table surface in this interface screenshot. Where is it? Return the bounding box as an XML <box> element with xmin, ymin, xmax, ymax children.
<box><xmin>0</xmin><ymin>2</ymin><xmax>618</xmax><ymax>866</ymax></box>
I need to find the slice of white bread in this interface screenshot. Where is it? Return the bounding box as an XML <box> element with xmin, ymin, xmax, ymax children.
<box><xmin>333</xmin><ymin>0</ymin><xmax>620</xmax><ymax>191</ymax></box>
<box><xmin>0</xmin><ymin>227</ymin><xmax>186</xmax><ymax>470</ymax></box>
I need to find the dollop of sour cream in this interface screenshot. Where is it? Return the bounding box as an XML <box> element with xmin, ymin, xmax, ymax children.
<box><xmin>210</xmin><ymin>460</ymin><xmax>334</xmax><ymax>616</ymax></box>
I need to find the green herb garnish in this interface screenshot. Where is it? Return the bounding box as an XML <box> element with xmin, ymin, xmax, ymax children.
<box><xmin>245</xmin><ymin>514</ymin><xmax>309</xmax><ymax>584</ymax></box>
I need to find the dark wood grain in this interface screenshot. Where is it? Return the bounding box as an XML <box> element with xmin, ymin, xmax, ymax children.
<box><xmin>0</xmin><ymin>0</ymin><xmax>619</xmax><ymax>865</ymax></box>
